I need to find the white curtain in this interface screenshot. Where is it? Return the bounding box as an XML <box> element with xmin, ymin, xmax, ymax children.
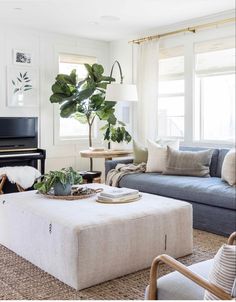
<box><xmin>136</xmin><ymin>40</ymin><xmax>159</xmax><ymax>145</ymax></box>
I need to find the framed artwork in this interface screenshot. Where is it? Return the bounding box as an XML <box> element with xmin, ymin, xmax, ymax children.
<box><xmin>13</xmin><ymin>49</ymin><xmax>33</xmax><ymax>66</ymax></box>
<box><xmin>7</xmin><ymin>67</ymin><xmax>38</xmax><ymax>107</ymax></box>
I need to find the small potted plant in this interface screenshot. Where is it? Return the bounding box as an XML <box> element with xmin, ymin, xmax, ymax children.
<box><xmin>34</xmin><ymin>167</ymin><xmax>83</xmax><ymax>196</ymax></box>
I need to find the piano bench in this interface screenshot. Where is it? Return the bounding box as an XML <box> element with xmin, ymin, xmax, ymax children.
<box><xmin>0</xmin><ymin>175</ymin><xmax>25</xmax><ymax>194</ymax></box>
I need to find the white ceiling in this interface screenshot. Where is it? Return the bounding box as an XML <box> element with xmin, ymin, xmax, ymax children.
<box><xmin>0</xmin><ymin>0</ymin><xmax>234</xmax><ymax>41</ymax></box>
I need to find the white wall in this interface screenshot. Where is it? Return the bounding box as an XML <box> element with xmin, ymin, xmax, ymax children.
<box><xmin>0</xmin><ymin>26</ymin><xmax>110</xmax><ymax>174</ymax></box>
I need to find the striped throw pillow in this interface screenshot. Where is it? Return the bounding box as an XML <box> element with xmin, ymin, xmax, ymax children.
<box><xmin>204</xmin><ymin>244</ymin><xmax>236</xmax><ymax>300</ymax></box>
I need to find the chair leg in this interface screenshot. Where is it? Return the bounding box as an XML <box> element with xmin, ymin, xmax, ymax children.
<box><xmin>16</xmin><ymin>183</ymin><xmax>25</xmax><ymax>192</ymax></box>
<box><xmin>0</xmin><ymin>175</ymin><xmax>7</xmax><ymax>194</ymax></box>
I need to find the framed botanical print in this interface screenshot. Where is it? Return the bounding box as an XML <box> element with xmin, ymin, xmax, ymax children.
<box><xmin>7</xmin><ymin>67</ymin><xmax>38</xmax><ymax>107</ymax></box>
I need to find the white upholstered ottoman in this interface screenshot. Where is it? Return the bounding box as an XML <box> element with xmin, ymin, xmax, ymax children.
<box><xmin>0</xmin><ymin>184</ymin><xmax>193</xmax><ymax>290</ymax></box>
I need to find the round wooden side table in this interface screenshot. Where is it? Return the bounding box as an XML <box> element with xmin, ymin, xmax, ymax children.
<box><xmin>80</xmin><ymin>149</ymin><xmax>133</xmax><ymax>182</ymax></box>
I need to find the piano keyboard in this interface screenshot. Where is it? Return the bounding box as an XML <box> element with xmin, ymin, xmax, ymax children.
<box><xmin>0</xmin><ymin>152</ymin><xmax>41</xmax><ymax>158</ymax></box>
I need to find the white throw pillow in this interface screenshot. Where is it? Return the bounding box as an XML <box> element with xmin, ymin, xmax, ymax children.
<box><xmin>221</xmin><ymin>149</ymin><xmax>236</xmax><ymax>186</ymax></box>
<box><xmin>146</xmin><ymin>139</ymin><xmax>179</xmax><ymax>172</ymax></box>
<box><xmin>204</xmin><ymin>244</ymin><xmax>236</xmax><ymax>300</ymax></box>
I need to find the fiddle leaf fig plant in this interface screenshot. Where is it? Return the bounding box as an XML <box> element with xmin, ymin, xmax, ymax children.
<box><xmin>50</xmin><ymin>63</ymin><xmax>132</xmax><ymax>170</ymax></box>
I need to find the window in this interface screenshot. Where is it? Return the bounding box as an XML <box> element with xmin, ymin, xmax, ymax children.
<box><xmin>158</xmin><ymin>46</ymin><xmax>184</xmax><ymax>138</ymax></box>
<box><xmin>194</xmin><ymin>37</ymin><xmax>235</xmax><ymax>142</ymax></box>
<box><xmin>58</xmin><ymin>54</ymin><xmax>96</xmax><ymax>138</ymax></box>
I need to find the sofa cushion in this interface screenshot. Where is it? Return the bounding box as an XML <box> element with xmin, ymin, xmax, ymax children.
<box><xmin>204</xmin><ymin>244</ymin><xmax>236</xmax><ymax>300</ymax></box>
<box><xmin>180</xmin><ymin>147</ymin><xmax>219</xmax><ymax>177</ymax></box>
<box><xmin>163</xmin><ymin>147</ymin><xmax>213</xmax><ymax>177</ymax></box>
<box><xmin>145</xmin><ymin>259</ymin><xmax>213</xmax><ymax>300</ymax></box>
<box><xmin>119</xmin><ymin>174</ymin><xmax>236</xmax><ymax>210</ymax></box>
<box><xmin>146</xmin><ymin>140</ymin><xmax>179</xmax><ymax>173</ymax></box>
<box><xmin>133</xmin><ymin>140</ymin><xmax>148</xmax><ymax>164</ymax></box>
<box><xmin>221</xmin><ymin>149</ymin><xmax>236</xmax><ymax>186</ymax></box>
<box><xmin>216</xmin><ymin>149</ymin><xmax>230</xmax><ymax>177</ymax></box>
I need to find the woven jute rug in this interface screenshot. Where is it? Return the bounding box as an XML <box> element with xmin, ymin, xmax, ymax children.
<box><xmin>0</xmin><ymin>229</ymin><xmax>226</xmax><ymax>300</ymax></box>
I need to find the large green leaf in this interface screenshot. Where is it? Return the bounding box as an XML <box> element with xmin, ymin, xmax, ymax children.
<box><xmin>77</xmin><ymin>87</ymin><xmax>95</xmax><ymax>101</ymax></box>
<box><xmin>50</xmin><ymin>93</ymin><xmax>75</xmax><ymax>104</ymax></box>
<box><xmin>56</xmin><ymin>74</ymin><xmax>74</xmax><ymax>85</ymax></box>
<box><xmin>84</xmin><ymin>64</ymin><xmax>94</xmax><ymax>80</ymax></box>
<box><xmin>124</xmin><ymin>130</ymin><xmax>132</xmax><ymax>143</ymax></box>
<box><xmin>92</xmin><ymin>64</ymin><xmax>104</xmax><ymax>76</ymax></box>
<box><xmin>104</xmin><ymin>101</ymin><xmax>116</xmax><ymax>109</ymax></box>
<box><xmin>100</xmin><ymin>76</ymin><xmax>115</xmax><ymax>82</ymax></box>
<box><xmin>74</xmin><ymin>112</ymin><xmax>88</xmax><ymax>124</ymax></box>
<box><xmin>90</xmin><ymin>94</ymin><xmax>104</xmax><ymax>110</ymax></box>
<box><xmin>104</xmin><ymin>127</ymin><xmax>110</xmax><ymax>141</ymax></box>
<box><xmin>69</xmin><ymin>69</ymin><xmax>77</xmax><ymax>85</ymax></box>
<box><xmin>107</xmin><ymin>114</ymin><xmax>117</xmax><ymax>125</ymax></box>
<box><xmin>60</xmin><ymin>101</ymin><xmax>77</xmax><ymax>118</ymax></box>
<box><xmin>77</xmin><ymin>79</ymin><xmax>86</xmax><ymax>89</ymax></box>
<box><xmin>96</xmin><ymin>82</ymin><xmax>107</xmax><ymax>90</ymax></box>
<box><xmin>97</xmin><ymin>107</ymin><xmax>115</xmax><ymax>121</ymax></box>
<box><xmin>52</xmin><ymin>81</ymin><xmax>71</xmax><ymax>96</ymax></box>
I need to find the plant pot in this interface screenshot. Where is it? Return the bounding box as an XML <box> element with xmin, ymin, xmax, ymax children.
<box><xmin>54</xmin><ymin>182</ymin><xmax>71</xmax><ymax>196</ymax></box>
<box><xmin>110</xmin><ymin>142</ymin><xmax>129</xmax><ymax>150</ymax></box>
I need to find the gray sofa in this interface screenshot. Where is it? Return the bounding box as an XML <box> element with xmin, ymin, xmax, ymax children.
<box><xmin>105</xmin><ymin>146</ymin><xmax>236</xmax><ymax>236</ymax></box>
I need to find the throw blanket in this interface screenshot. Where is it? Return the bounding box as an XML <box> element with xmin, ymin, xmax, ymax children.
<box><xmin>0</xmin><ymin>166</ymin><xmax>41</xmax><ymax>189</ymax></box>
<box><xmin>106</xmin><ymin>163</ymin><xmax>146</xmax><ymax>187</ymax></box>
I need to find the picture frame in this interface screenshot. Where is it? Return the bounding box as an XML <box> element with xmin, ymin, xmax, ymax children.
<box><xmin>13</xmin><ymin>49</ymin><xmax>33</xmax><ymax>66</ymax></box>
<box><xmin>7</xmin><ymin>67</ymin><xmax>39</xmax><ymax>108</ymax></box>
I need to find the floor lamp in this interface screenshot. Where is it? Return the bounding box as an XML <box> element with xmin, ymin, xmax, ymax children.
<box><xmin>105</xmin><ymin>61</ymin><xmax>138</xmax><ymax>148</ymax></box>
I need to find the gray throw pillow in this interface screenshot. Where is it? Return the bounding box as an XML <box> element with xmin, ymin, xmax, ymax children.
<box><xmin>163</xmin><ymin>146</ymin><xmax>213</xmax><ymax>177</ymax></box>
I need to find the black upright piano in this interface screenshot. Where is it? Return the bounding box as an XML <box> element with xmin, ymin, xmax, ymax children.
<box><xmin>0</xmin><ymin>117</ymin><xmax>46</xmax><ymax>193</ymax></box>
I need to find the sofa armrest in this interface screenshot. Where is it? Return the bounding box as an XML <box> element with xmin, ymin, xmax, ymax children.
<box><xmin>148</xmin><ymin>254</ymin><xmax>232</xmax><ymax>300</ymax></box>
<box><xmin>105</xmin><ymin>158</ymin><xmax>134</xmax><ymax>179</ymax></box>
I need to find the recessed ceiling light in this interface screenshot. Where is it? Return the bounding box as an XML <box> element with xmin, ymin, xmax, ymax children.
<box><xmin>14</xmin><ymin>7</ymin><xmax>23</xmax><ymax>10</ymax></box>
<box><xmin>100</xmin><ymin>15</ymin><xmax>120</xmax><ymax>22</ymax></box>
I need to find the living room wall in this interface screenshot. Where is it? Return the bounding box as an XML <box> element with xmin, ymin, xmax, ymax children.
<box><xmin>0</xmin><ymin>26</ymin><xmax>110</xmax><ymax>173</ymax></box>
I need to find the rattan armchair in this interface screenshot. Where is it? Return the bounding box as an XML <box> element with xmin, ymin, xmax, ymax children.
<box><xmin>147</xmin><ymin>232</ymin><xmax>236</xmax><ymax>300</ymax></box>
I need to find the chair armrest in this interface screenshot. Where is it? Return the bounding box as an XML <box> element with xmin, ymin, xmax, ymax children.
<box><xmin>148</xmin><ymin>254</ymin><xmax>232</xmax><ymax>300</ymax></box>
<box><xmin>228</xmin><ymin>232</ymin><xmax>236</xmax><ymax>245</ymax></box>
<box><xmin>105</xmin><ymin>158</ymin><xmax>134</xmax><ymax>179</ymax></box>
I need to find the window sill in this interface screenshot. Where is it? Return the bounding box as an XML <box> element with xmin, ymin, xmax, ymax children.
<box><xmin>54</xmin><ymin>136</ymin><xmax>103</xmax><ymax>146</ymax></box>
<box><xmin>184</xmin><ymin>140</ymin><xmax>235</xmax><ymax>149</ymax></box>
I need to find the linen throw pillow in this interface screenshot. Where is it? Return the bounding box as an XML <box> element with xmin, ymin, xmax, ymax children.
<box><xmin>146</xmin><ymin>140</ymin><xmax>179</xmax><ymax>173</ymax></box>
<box><xmin>163</xmin><ymin>147</ymin><xmax>213</xmax><ymax>177</ymax></box>
<box><xmin>204</xmin><ymin>244</ymin><xmax>236</xmax><ymax>300</ymax></box>
<box><xmin>133</xmin><ymin>140</ymin><xmax>148</xmax><ymax>164</ymax></box>
<box><xmin>221</xmin><ymin>149</ymin><xmax>236</xmax><ymax>186</ymax></box>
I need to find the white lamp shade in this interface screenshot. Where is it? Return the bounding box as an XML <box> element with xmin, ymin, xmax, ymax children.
<box><xmin>105</xmin><ymin>83</ymin><xmax>138</xmax><ymax>102</ymax></box>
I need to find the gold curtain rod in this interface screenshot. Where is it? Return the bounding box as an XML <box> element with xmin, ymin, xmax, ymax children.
<box><xmin>129</xmin><ymin>17</ymin><xmax>236</xmax><ymax>44</ymax></box>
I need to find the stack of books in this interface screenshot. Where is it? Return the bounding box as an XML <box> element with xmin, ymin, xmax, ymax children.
<box><xmin>97</xmin><ymin>188</ymin><xmax>141</xmax><ymax>204</ymax></box>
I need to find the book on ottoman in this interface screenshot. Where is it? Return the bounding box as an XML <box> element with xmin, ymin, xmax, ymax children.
<box><xmin>98</xmin><ymin>187</ymin><xmax>140</xmax><ymax>203</ymax></box>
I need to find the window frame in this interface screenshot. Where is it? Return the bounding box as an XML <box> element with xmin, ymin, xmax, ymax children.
<box><xmin>197</xmin><ymin>71</ymin><xmax>235</xmax><ymax>144</ymax></box>
<box><xmin>158</xmin><ymin>89</ymin><xmax>185</xmax><ymax>139</ymax></box>
<box><xmin>53</xmin><ymin>47</ymin><xmax>102</xmax><ymax>146</ymax></box>
<box><xmin>158</xmin><ymin>52</ymin><xmax>185</xmax><ymax>140</ymax></box>
<box><xmin>158</xmin><ymin>25</ymin><xmax>235</xmax><ymax>148</ymax></box>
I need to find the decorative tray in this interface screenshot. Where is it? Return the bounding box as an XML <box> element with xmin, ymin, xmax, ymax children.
<box><xmin>38</xmin><ymin>187</ymin><xmax>103</xmax><ymax>201</ymax></box>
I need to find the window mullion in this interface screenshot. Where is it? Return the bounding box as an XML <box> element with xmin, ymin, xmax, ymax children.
<box><xmin>184</xmin><ymin>36</ymin><xmax>194</xmax><ymax>145</ymax></box>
